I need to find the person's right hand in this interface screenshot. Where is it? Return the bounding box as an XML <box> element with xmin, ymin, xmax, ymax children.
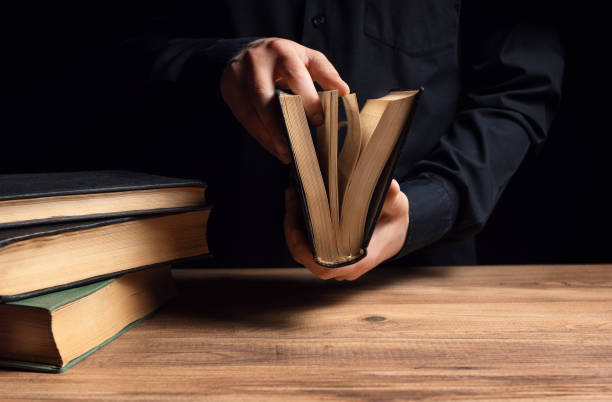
<box><xmin>220</xmin><ymin>38</ymin><xmax>350</xmax><ymax>164</ymax></box>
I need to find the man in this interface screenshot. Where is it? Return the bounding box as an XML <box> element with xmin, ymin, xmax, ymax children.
<box><xmin>120</xmin><ymin>1</ymin><xmax>564</xmax><ymax>279</ymax></box>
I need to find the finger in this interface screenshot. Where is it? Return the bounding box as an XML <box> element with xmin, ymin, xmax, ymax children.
<box><xmin>284</xmin><ymin>220</ymin><xmax>312</xmax><ymax>267</ymax></box>
<box><xmin>284</xmin><ymin>186</ymin><xmax>361</xmax><ymax>280</ymax></box>
<box><xmin>307</xmin><ymin>264</ymin><xmax>340</xmax><ymax>280</ymax></box>
<box><xmin>227</xmin><ymin>85</ymin><xmax>289</xmax><ymax>163</ymax></box>
<box><xmin>284</xmin><ymin>187</ymin><xmax>314</xmax><ymax>265</ymax></box>
<box><xmin>389</xmin><ymin>178</ymin><xmax>401</xmax><ymax>195</ymax></box>
<box><xmin>380</xmin><ymin>179</ymin><xmax>403</xmax><ymax>218</ymax></box>
<box><xmin>285</xmin><ymin>188</ymin><xmax>344</xmax><ymax>279</ymax></box>
<box><xmin>274</xmin><ymin>77</ymin><xmax>290</xmax><ymax>90</ymax></box>
<box><xmin>276</xmin><ymin>51</ymin><xmax>324</xmax><ymax>126</ymax></box>
<box><xmin>284</xmin><ymin>186</ymin><xmax>301</xmax><ymax>232</ymax></box>
<box><xmin>333</xmin><ymin>253</ymin><xmax>377</xmax><ymax>281</ymax></box>
<box><xmin>222</xmin><ymin>62</ymin><xmax>290</xmax><ymax>163</ymax></box>
<box><xmin>247</xmin><ymin>90</ymin><xmax>291</xmax><ymax>164</ymax></box>
<box><xmin>367</xmin><ymin>200</ymin><xmax>408</xmax><ymax>263</ymax></box>
<box><xmin>303</xmin><ymin>48</ymin><xmax>350</xmax><ymax>96</ymax></box>
<box><xmin>245</xmin><ymin>50</ymin><xmax>291</xmax><ymax>163</ymax></box>
<box><xmin>288</xmin><ymin>231</ymin><xmax>314</xmax><ymax>267</ymax></box>
<box><xmin>311</xmin><ymin>261</ymin><xmax>362</xmax><ymax>280</ymax></box>
<box><xmin>334</xmin><ymin>181</ymin><xmax>407</xmax><ymax>281</ymax></box>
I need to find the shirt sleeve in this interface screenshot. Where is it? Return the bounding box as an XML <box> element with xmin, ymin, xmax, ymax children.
<box><xmin>392</xmin><ymin>3</ymin><xmax>565</xmax><ymax>260</ymax></box>
<box><xmin>118</xmin><ymin>35</ymin><xmax>256</xmax><ymax>89</ymax></box>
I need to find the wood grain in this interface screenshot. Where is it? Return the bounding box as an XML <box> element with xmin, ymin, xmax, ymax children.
<box><xmin>1</xmin><ymin>264</ymin><xmax>611</xmax><ymax>400</ymax></box>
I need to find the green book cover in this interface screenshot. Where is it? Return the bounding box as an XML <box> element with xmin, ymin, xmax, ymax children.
<box><xmin>8</xmin><ymin>279</ymin><xmax>116</xmax><ymax>311</ymax></box>
<box><xmin>0</xmin><ymin>315</ymin><xmax>151</xmax><ymax>373</ymax></box>
<box><xmin>0</xmin><ymin>266</ymin><xmax>175</xmax><ymax>373</ymax></box>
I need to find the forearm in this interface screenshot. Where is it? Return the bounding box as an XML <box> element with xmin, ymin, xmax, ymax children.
<box><xmin>393</xmin><ymin>6</ymin><xmax>565</xmax><ymax>259</ymax></box>
<box><xmin>118</xmin><ymin>35</ymin><xmax>256</xmax><ymax>88</ymax></box>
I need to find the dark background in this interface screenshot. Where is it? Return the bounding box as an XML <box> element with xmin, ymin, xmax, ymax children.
<box><xmin>2</xmin><ymin>4</ymin><xmax>610</xmax><ymax>264</ymax></box>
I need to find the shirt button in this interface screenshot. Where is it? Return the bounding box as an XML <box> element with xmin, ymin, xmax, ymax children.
<box><xmin>312</xmin><ymin>14</ymin><xmax>326</xmax><ymax>28</ymax></box>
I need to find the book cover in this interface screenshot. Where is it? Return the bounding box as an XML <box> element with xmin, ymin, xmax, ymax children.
<box><xmin>0</xmin><ymin>209</ymin><xmax>209</xmax><ymax>302</ymax></box>
<box><xmin>0</xmin><ymin>170</ymin><xmax>207</xmax><ymax>228</ymax></box>
<box><xmin>0</xmin><ymin>266</ymin><xmax>176</xmax><ymax>373</ymax></box>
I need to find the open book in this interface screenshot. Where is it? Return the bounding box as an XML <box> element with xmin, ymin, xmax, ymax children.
<box><xmin>277</xmin><ymin>88</ymin><xmax>421</xmax><ymax>267</ymax></box>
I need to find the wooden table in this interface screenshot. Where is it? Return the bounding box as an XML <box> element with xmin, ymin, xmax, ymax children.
<box><xmin>1</xmin><ymin>265</ymin><xmax>612</xmax><ymax>400</ymax></box>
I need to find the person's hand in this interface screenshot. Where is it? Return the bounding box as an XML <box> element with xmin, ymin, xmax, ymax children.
<box><xmin>220</xmin><ymin>38</ymin><xmax>350</xmax><ymax>164</ymax></box>
<box><xmin>284</xmin><ymin>179</ymin><xmax>409</xmax><ymax>281</ymax></box>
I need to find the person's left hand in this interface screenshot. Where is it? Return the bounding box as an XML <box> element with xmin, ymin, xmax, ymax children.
<box><xmin>284</xmin><ymin>179</ymin><xmax>409</xmax><ymax>281</ymax></box>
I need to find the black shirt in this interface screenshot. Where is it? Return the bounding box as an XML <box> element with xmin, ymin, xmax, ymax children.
<box><xmin>119</xmin><ymin>1</ymin><xmax>564</xmax><ymax>266</ymax></box>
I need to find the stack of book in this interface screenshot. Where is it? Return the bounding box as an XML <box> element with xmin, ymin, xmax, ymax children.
<box><xmin>0</xmin><ymin>171</ymin><xmax>210</xmax><ymax>373</ymax></box>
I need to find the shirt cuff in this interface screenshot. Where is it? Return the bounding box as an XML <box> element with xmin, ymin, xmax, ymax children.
<box><xmin>392</xmin><ymin>174</ymin><xmax>459</xmax><ymax>260</ymax></box>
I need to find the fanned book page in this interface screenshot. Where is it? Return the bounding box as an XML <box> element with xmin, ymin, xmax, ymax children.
<box><xmin>278</xmin><ymin>88</ymin><xmax>421</xmax><ymax>267</ymax></box>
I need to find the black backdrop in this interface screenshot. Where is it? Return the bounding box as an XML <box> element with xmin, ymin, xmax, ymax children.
<box><xmin>2</xmin><ymin>3</ymin><xmax>610</xmax><ymax>264</ymax></box>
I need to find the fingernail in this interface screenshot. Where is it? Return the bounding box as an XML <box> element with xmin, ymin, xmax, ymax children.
<box><xmin>311</xmin><ymin>113</ymin><xmax>324</xmax><ymax>126</ymax></box>
<box><xmin>342</xmin><ymin>81</ymin><xmax>350</xmax><ymax>95</ymax></box>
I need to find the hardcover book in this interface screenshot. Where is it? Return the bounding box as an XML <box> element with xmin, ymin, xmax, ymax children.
<box><xmin>0</xmin><ymin>209</ymin><xmax>209</xmax><ymax>302</ymax></box>
<box><xmin>0</xmin><ymin>170</ymin><xmax>206</xmax><ymax>228</ymax></box>
<box><xmin>0</xmin><ymin>265</ymin><xmax>176</xmax><ymax>373</ymax></box>
<box><xmin>277</xmin><ymin>88</ymin><xmax>421</xmax><ymax>267</ymax></box>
